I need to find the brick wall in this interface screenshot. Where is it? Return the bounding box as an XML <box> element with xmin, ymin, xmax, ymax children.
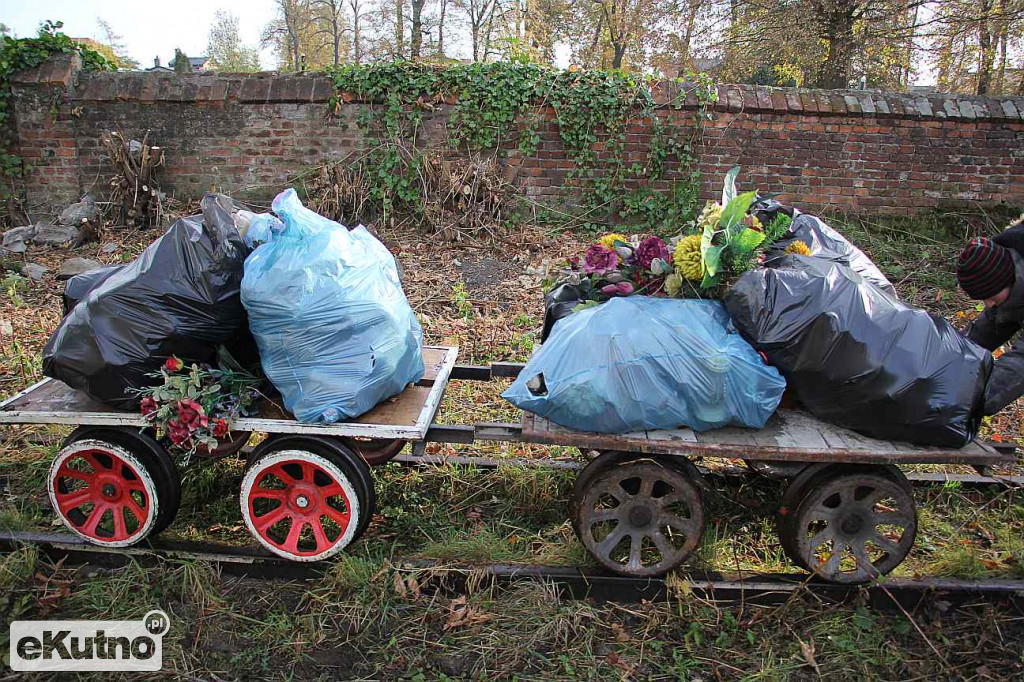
<box><xmin>10</xmin><ymin>55</ymin><xmax>1024</xmax><ymax>217</ymax></box>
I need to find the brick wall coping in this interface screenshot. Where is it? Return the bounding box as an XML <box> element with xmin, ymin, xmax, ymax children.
<box><xmin>11</xmin><ymin>54</ymin><xmax>1024</xmax><ymax>123</ymax></box>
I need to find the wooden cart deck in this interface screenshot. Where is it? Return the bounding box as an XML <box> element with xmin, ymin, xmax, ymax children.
<box><xmin>0</xmin><ymin>346</ymin><xmax>458</xmax><ymax>441</ymax></box>
<box><xmin>522</xmin><ymin>409</ymin><xmax>1011</xmax><ymax>466</ymax></box>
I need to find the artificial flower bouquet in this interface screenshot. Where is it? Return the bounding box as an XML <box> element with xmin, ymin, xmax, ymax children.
<box><xmin>136</xmin><ymin>348</ymin><xmax>263</xmax><ymax>460</ymax></box>
<box><xmin>543</xmin><ymin>168</ymin><xmax>798</xmax><ymax>309</ymax></box>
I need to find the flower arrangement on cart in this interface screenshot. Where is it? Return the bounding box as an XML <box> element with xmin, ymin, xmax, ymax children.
<box><xmin>542</xmin><ymin>168</ymin><xmax>799</xmax><ymax>307</ymax></box>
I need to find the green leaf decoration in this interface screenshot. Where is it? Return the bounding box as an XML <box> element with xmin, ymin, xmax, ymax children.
<box><xmin>731</xmin><ymin>228</ymin><xmax>765</xmax><ymax>254</ymax></box>
<box><xmin>702</xmin><ymin>244</ymin><xmax>725</xmax><ymax>278</ymax></box>
<box><xmin>719</xmin><ymin>190</ymin><xmax>757</xmax><ymax>234</ymax></box>
<box><xmin>721</xmin><ymin>166</ymin><xmax>741</xmax><ymax>207</ymax></box>
<box><xmin>571</xmin><ymin>300</ymin><xmax>601</xmax><ymax>313</ymax></box>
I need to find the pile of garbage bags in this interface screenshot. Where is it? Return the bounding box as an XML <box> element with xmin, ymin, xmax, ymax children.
<box><xmin>44</xmin><ymin>195</ymin><xmax>251</xmax><ymax>409</ymax></box>
<box><xmin>726</xmin><ymin>252</ymin><xmax>991</xmax><ymax>448</ymax></box>
<box><xmin>45</xmin><ymin>190</ymin><xmax>423</xmax><ymax>423</ymax></box>
<box><xmin>241</xmin><ymin>189</ymin><xmax>423</xmax><ymax>423</ymax></box>
<box><xmin>503</xmin><ymin>297</ymin><xmax>786</xmax><ymax>434</ymax></box>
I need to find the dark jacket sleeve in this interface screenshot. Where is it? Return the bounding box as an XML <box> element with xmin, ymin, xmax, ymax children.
<box><xmin>967</xmin><ymin>307</ymin><xmax>1019</xmax><ymax>351</ymax></box>
<box><xmin>992</xmin><ymin>220</ymin><xmax>1024</xmax><ymax>253</ymax></box>
<box><xmin>980</xmin><ymin>337</ymin><xmax>1024</xmax><ymax>415</ymax></box>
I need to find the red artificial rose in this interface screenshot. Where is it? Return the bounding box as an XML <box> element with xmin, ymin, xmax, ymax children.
<box><xmin>164</xmin><ymin>357</ymin><xmax>183</xmax><ymax>372</ymax></box>
<box><xmin>212</xmin><ymin>418</ymin><xmax>229</xmax><ymax>439</ymax></box>
<box><xmin>177</xmin><ymin>399</ymin><xmax>205</xmax><ymax>429</ymax></box>
<box><xmin>166</xmin><ymin>418</ymin><xmax>191</xmax><ymax>446</ymax></box>
<box><xmin>140</xmin><ymin>396</ymin><xmax>158</xmax><ymax>417</ymax></box>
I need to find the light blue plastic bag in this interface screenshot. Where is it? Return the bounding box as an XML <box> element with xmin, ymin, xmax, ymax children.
<box><xmin>502</xmin><ymin>297</ymin><xmax>785</xmax><ymax>434</ymax></box>
<box><xmin>241</xmin><ymin>189</ymin><xmax>424</xmax><ymax>423</ymax></box>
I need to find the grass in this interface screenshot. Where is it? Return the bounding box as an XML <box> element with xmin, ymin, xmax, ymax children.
<box><xmin>2</xmin><ymin>207</ymin><xmax>1024</xmax><ymax>678</ymax></box>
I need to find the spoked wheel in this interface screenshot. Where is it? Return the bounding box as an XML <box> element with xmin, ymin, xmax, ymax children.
<box><xmin>570</xmin><ymin>454</ymin><xmax>705</xmax><ymax>577</ymax></box>
<box><xmin>240</xmin><ymin>437</ymin><xmax>374</xmax><ymax>561</ymax></box>
<box><xmin>340</xmin><ymin>437</ymin><xmax>406</xmax><ymax>466</ymax></box>
<box><xmin>49</xmin><ymin>428</ymin><xmax>181</xmax><ymax>546</ymax></box>
<box><xmin>778</xmin><ymin>465</ymin><xmax>917</xmax><ymax>583</ymax></box>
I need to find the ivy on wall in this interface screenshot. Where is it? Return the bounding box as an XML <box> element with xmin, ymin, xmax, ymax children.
<box><xmin>0</xmin><ymin>21</ymin><xmax>115</xmax><ymax>196</ymax></box>
<box><xmin>327</xmin><ymin>62</ymin><xmax>717</xmax><ymax>234</ymax></box>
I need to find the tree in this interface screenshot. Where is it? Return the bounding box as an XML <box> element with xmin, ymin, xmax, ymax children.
<box><xmin>207</xmin><ymin>10</ymin><xmax>261</xmax><ymax>71</ymax></box>
<box><xmin>926</xmin><ymin>0</ymin><xmax>1024</xmax><ymax>95</ymax></box>
<box><xmin>456</xmin><ymin>0</ymin><xmax>500</xmax><ymax>61</ymax></box>
<box><xmin>311</xmin><ymin>0</ymin><xmax>349</xmax><ymax>64</ymax></box>
<box><xmin>347</xmin><ymin>0</ymin><xmax>372</xmax><ymax>62</ymax></box>
<box><xmin>172</xmin><ymin>48</ymin><xmax>191</xmax><ymax>73</ymax></box>
<box><xmin>96</xmin><ymin>18</ymin><xmax>139</xmax><ymax>69</ymax></box>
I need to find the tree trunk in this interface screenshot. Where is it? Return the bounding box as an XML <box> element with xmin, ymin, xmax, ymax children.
<box><xmin>437</xmin><ymin>0</ymin><xmax>448</xmax><ymax>56</ymax></box>
<box><xmin>994</xmin><ymin>0</ymin><xmax>1008</xmax><ymax>92</ymax></box>
<box><xmin>395</xmin><ymin>0</ymin><xmax>405</xmax><ymax>58</ymax></box>
<box><xmin>976</xmin><ymin>0</ymin><xmax>995</xmax><ymax>95</ymax></box>
<box><xmin>816</xmin><ymin>2</ymin><xmax>856</xmax><ymax>89</ymax></box>
<box><xmin>680</xmin><ymin>0</ymin><xmax>700</xmax><ymax>74</ymax></box>
<box><xmin>353</xmin><ymin>0</ymin><xmax>361</xmax><ymax>63</ymax></box>
<box><xmin>410</xmin><ymin>0</ymin><xmax>423</xmax><ymax>58</ymax></box>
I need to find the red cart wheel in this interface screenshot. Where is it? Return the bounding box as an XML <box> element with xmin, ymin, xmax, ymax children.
<box><xmin>48</xmin><ymin>438</ymin><xmax>172</xmax><ymax>547</ymax></box>
<box><xmin>240</xmin><ymin>444</ymin><xmax>368</xmax><ymax>561</ymax></box>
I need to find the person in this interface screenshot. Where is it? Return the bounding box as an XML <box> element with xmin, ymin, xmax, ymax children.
<box><xmin>957</xmin><ymin>218</ymin><xmax>1024</xmax><ymax>415</ymax></box>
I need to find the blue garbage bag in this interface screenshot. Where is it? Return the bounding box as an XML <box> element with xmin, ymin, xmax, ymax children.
<box><xmin>241</xmin><ymin>189</ymin><xmax>424</xmax><ymax>423</ymax></box>
<box><xmin>503</xmin><ymin>297</ymin><xmax>785</xmax><ymax>434</ymax></box>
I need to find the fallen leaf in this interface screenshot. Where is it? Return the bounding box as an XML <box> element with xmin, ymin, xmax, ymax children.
<box><xmin>799</xmin><ymin>638</ymin><xmax>820</xmax><ymax>675</ymax></box>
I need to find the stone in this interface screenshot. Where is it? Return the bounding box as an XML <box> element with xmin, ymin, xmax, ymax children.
<box><xmin>58</xmin><ymin>196</ymin><xmax>99</xmax><ymax>227</ymax></box>
<box><xmin>2</xmin><ymin>225</ymin><xmax>35</xmax><ymax>254</ymax></box>
<box><xmin>100</xmin><ymin>242</ymin><xmax>119</xmax><ymax>254</ymax></box>
<box><xmin>0</xmin><ymin>320</ymin><xmax>12</xmax><ymax>336</ymax></box>
<box><xmin>32</xmin><ymin>222</ymin><xmax>79</xmax><ymax>246</ymax></box>
<box><xmin>57</xmin><ymin>257</ymin><xmax>102</xmax><ymax>280</ymax></box>
<box><xmin>21</xmin><ymin>263</ymin><xmax>49</xmax><ymax>281</ymax></box>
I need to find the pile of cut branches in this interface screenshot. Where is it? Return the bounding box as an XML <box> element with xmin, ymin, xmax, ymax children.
<box><xmin>102</xmin><ymin>130</ymin><xmax>164</xmax><ymax>228</ymax></box>
<box><xmin>304</xmin><ymin>162</ymin><xmax>374</xmax><ymax>225</ymax></box>
<box><xmin>419</xmin><ymin>153</ymin><xmax>517</xmax><ymax>243</ymax></box>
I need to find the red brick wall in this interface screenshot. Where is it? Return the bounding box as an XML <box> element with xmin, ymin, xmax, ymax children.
<box><xmin>10</xmin><ymin>56</ymin><xmax>1024</xmax><ymax>217</ymax></box>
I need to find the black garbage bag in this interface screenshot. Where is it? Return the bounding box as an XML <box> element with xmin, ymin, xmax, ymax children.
<box><xmin>726</xmin><ymin>254</ymin><xmax>992</xmax><ymax>447</ymax></box>
<box><xmin>541</xmin><ymin>282</ymin><xmax>587</xmax><ymax>342</ymax></box>
<box><xmin>61</xmin><ymin>265</ymin><xmax>123</xmax><ymax>315</ymax></box>
<box><xmin>753</xmin><ymin>197</ymin><xmax>896</xmax><ymax>297</ymax></box>
<box><xmin>43</xmin><ymin>194</ymin><xmax>251</xmax><ymax>409</ymax></box>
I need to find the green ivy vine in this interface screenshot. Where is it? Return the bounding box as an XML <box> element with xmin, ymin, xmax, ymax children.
<box><xmin>327</xmin><ymin>61</ymin><xmax>717</xmax><ymax>234</ymax></box>
<box><xmin>0</xmin><ymin>21</ymin><xmax>115</xmax><ymax>194</ymax></box>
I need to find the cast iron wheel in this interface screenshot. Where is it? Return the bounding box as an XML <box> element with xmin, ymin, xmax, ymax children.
<box><xmin>240</xmin><ymin>437</ymin><xmax>373</xmax><ymax>561</ymax></box>
<box><xmin>49</xmin><ymin>429</ymin><xmax>180</xmax><ymax>546</ymax></box>
<box><xmin>570</xmin><ymin>456</ymin><xmax>705</xmax><ymax>577</ymax></box>
<box><xmin>61</xmin><ymin>427</ymin><xmax>181</xmax><ymax>536</ymax></box>
<box><xmin>778</xmin><ymin>466</ymin><xmax>917</xmax><ymax>583</ymax></box>
<box><xmin>340</xmin><ymin>437</ymin><xmax>407</xmax><ymax>465</ymax></box>
<box><xmin>254</xmin><ymin>436</ymin><xmax>376</xmax><ymax>539</ymax></box>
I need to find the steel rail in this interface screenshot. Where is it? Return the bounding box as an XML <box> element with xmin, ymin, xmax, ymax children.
<box><xmin>3</xmin><ymin>531</ymin><xmax>1022</xmax><ymax>613</ymax></box>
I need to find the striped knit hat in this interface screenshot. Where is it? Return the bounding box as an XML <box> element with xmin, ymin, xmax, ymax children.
<box><xmin>956</xmin><ymin>237</ymin><xmax>1015</xmax><ymax>300</ymax></box>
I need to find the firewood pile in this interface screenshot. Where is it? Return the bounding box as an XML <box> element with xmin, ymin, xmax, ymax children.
<box><xmin>102</xmin><ymin>131</ymin><xmax>164</xmax><ymax>228</ymax></box>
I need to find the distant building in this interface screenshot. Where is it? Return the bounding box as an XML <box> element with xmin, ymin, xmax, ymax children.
<box><xmin>144</xmin><ymin>55</ymin><xmax>209</xmax><ymax>73</ymax></box>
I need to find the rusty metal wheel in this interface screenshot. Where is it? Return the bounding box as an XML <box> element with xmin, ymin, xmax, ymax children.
<box><xmin>778</xmin><ymin>466</ymin><xmax>917</xmax><ymax>583</ymax></box>
<box><xmin>340</xmin><ymin>437</ymin><xmax>406</xmax><ymax>465</ymax></box>
<box><xmin>570</xmin><ymin>455</ymin><xmax>705</xmax><ymax>577</ymax></box>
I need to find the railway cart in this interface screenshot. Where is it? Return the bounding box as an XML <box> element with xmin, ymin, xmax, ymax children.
<box><xmin>0</xmin><ymin>347</ymin><xmax>1011</xmax><ymax>583</ymax></box>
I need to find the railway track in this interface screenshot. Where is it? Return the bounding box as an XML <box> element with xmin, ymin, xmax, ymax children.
<box><xmin>3</xmin><ymin>530</ymin><xmax>1023</xmax><ymax>614</ymax></box>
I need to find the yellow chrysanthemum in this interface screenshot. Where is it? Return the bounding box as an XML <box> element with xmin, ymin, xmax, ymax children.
<box><xmin>598</xmin><ymin>233</ymin><xmax>628</xmax><ymax>250</ymax></box>
<box><xmin>785</xmin><ymin>240</ymin><xmax>812</xmax><ymax>256</ymax></box>
<box><xmin>674</xmin><ymin>234</ymin><xmax>704</xmax><ymax>281</ymax></box>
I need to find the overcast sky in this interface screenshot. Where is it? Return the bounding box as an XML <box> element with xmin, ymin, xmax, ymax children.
<box><xmin>2</xmin><ymin>0</ymin><xmax>281</xmax><ymax>69</ymax></box>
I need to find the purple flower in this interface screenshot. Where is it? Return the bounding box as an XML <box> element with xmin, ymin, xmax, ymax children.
<box><xmin>635</xmin><ymin>236</ymin><xmax>671</xmax><ymax>271</ymax></box>
<box><xmin>583</xmin><ymin>245</ymin><xmax>619</xmax><ymax>276</ymax></box>
<box><xmin>600</xmin><ymin>281</ymin><xmax>635</xmax><ymax>297</ymax></box>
